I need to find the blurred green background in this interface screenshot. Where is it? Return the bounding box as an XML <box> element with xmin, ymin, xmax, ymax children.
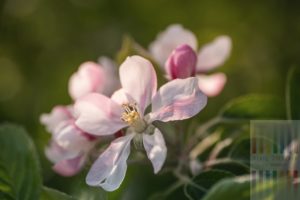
<box><xmin>0</xmin><ymin>0</ymin><xmax>299</xmax><ymax>198</ymax></box>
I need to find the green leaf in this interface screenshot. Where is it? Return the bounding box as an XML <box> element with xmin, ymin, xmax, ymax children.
<box><xmin>206</xmin><ymin>124</ymin><xmax>249</xmax><ymax>160</ymax></box>
<box><xmin>0</xmin><ymin>123</ymin><xmax>42</xmax><ymax>200</ymax></box>
<box><xmin>202</xmin><ymin>176</ymin><xmax>250</xmax><ymax>200</ymax></box>
<box><xmin>184</xmin><ymin>170</ymin><xmax>234</xmax><ymax>200</ymax></box>
<box><xmin>41</xmin><ymin>187</ymin><xmax>75</xmax><ymax>200</ymax></box>
<box><xmin>219</xmin><ymin>94</ymin><xmax>285</xmax><ymax>121</ymax></box>
<box><xmin>228</xmin><ymin>138</ymin><xmax>250</xmax><ymax>165</ymax></box>
<box><xmin>69</xmin><ymin>174</ymin><xmax>107</xmax><ymax>200</ymax></box>
<box><xmin>109</xmin><ymin>165</ymin><xmax>178</xmax><ymax>200</ymax></box>
<box><xmin>286</xmin><ymin>66</ymin><xmax>300</xmax><ymax>120</ymax></box>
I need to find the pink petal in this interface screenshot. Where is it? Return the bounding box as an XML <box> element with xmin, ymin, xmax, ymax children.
<box><xmin>149</xmin><ymin>24</ymin><xmax>198</xmax><ymax>66</ymax></box>
<box><xmin>40</xmin><ymin>105</ymin><xmax>72</xmax><ymax>133</ymax></box>
<box><xmin>149</xmin><ymin>77</ymin><xmax>207</xmax><ymax>122</ymax></box>
<box><xmin>74</xmin><ymin>93</ymin><xmax>126</xmax><ymax>136</ymax></box>
<box><xmin>52</xmin><ymin>155</ymin><xmax>86</xmax><ymax>177</ymax></box>
<box><xmin>143</xmin><ymin>129</ymin><xmax>167</xmax><ymax>173</ymax></box>
<box><xmin>45</xmin><ymin>141</ymin><xmax>79</xmax><ymax>163</ymax></box>
<box><xmin>98</xmin><ymin>56</ymin><xmax>121</xmax><ymax>96</ymax></box>
<box><xmin>54</xmin><ymin>121</ymin><xmax>95</xmax><ymax>153</ymax></box>
<box><xmin>197</xmin><ymin>36</ymin><xmax>232</xmax><ymax>72</ymax></box>
<box><xmin>197</xmin><ymin>73</ymin><xmax>227</xmax><ymax>97</ymax></box>
<box><xmin>86</xmin><ymin>134</ymin><xmax>135</xmax><ymax>191</ymax></box>
<box><xmin>68</xmin><ymin>62</ymin><xmax>105</xmax><ymax>100</ymax></box>
<box><xmin>119</xmin><ymin>56</ymin><xmax>157</xmax><ymax>113</ymax></box>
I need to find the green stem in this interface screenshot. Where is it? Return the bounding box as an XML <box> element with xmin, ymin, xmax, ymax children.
<box><xmin>185</xmin><ymin>116</ymin><xmax>221</xmax><ymax>152</ymax></box>
<box><xmin>173</xmin><ymin>170</ymin><xmax>208</xmax><ymax>193</ymax></box>
<box><xmin>163</xmin><ymin>180</ymin><xmax>184</xmax><ymax>196</ymax></box>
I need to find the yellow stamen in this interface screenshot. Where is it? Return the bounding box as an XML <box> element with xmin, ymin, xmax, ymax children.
<box><xmin>121</xmin><ymin>103</ymin><xmax>147</xmax><ymax>133</ymax></box>
<box><xmin>121</xmin><ymin>103</ymin><xmax>140</xmax><ymax>125</ymax></box>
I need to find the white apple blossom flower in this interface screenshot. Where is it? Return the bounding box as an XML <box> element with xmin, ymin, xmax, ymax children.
<box><xmin>74</xmin><ymin>55</ymin><xmax>207</xmax><ymax>191</ymax></box>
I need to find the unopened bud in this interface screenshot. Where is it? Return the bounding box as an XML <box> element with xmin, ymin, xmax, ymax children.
<box><xmin>165</xmin><ymin>44</ymin><xmax>197</xmax><ymax>79</ymax></box>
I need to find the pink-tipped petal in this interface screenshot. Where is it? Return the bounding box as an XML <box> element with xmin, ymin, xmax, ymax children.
<box><xmin>197</xmin><ymin>73</ymin><xmax>227</xmax><ymax>97</ymax></box>
<box><xmin>74</xmin><ymin>93</ymin><xmax>126</xmax><ymax>136</ymax></box>
<box><xmin>149</xmin><ymin>77</ymin><xmax>207</xmax><ymax>122</ymax></box>
<box><xmin>54</xmin><ymin>121</ymin><xmax>95</xmax><ymax>153</ymax></box>
<box><xmin>197</xmin><ymin>36</ymin><xmax>232</xmax><ymax>72</ymax></box>
<box><xmin>86</xmin><ymin>134</ymin><xmax>135</xmax><ymax>191</ymax></box>
<box><xmin>119</xmin><ymin>56</ymin><xmax>157</xmax><ymax>113</ymax></box>
<box><xmin>165</xmin><ymin>44</ymin><xmax>197</xmax><ymax>79</ymax></box>
<box><xmin>98</xmin><ymin>56</ymin><xmax>121</xmax><ymax>96</ymax></box>
<box><xmin>68</xmin><ymin>62</ymin><xmax>105</xmax><ymax>100</ymax></box>
<box><xmin>149</xmin><ymin>24</ymin><xmax>198</xmax><ymax>66</ymax></box>
<box><xmin>52</xmin><ymin>155</ymin><xmax>86</xmax><ymax>177</ymax></box>
<box><xmin>45</xmin><ymin>141</ymin><xmax>78</xmax><ymax>163</ymax></box>
<box><xmin>143</xmin><ymin>129</ymin><xmax>167</xmax><ymax>173</ymax></box>
<box><xmin>40</xmin><ymin>106</ymin><xmax>72</xmax><ymax>133</ymax></box>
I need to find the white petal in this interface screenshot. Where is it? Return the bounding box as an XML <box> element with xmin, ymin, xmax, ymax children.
<box><xmin>86</xmin><ymin>134</ymin><xmax>135</xmax><ymax>191</ymax></box>
<box><xmin>149</xmin><ymin>24</ymin><xmax>198</xmax><ymax>66</ymax></box>
<box><xmin>197</xmin><ymin>73</ymin><xmax>227</xmax><ymax>97</ymax></box>
<box><xmin>149</xmin><ymin>77</ymin><xmax>207</xmax><ymax>122</ymax></box>
<box><xmin>143</xmin><ymin>129</ymin><xmax>167</xmax><ymax>173</ymax></box>
<box><xmin>111</xmin><ymin>89</ymin><xmax>135</xmax><ymax>106</ymax></box>
<box><xmin>54</xmin><ymin>121</ymin><xmax>94</xmax><ymax>153</ymax></box>
<box><xmin>197</xmin><ymin>36</ymin><xmax>232</xmax><ymax>72</ymax></box>
<box><xmin>74</xmin><ymin>93</ymin><xmax>126</xmax><ymax>136</ymax></box>
<box><xmin>110</xmin><ymin>89</ymin><xmax>146</xmax><ymax>117</ymax></box>
<box><xmin>40</xmin><ymin>106</ymin><xmax>72</xmax><ymax>133</ymax></box>
<box><xmin>119</xmin><ymin>56</ymin><xmax>157</xmax><ymax>113</ymax></box>
<box><xmin>100</xmin><ymin>158</ymin><xmax>128</xmax><ymax>191</ymax></box>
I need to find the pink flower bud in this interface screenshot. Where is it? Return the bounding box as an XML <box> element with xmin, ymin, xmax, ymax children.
<box><xmin>165</xmin><ymin>44</ymin><xmax>197</xmax><ymax>79</ymax></box>
<box><xmin>68</xmin><ymin>62</ymin><xmax>105</xmax><ymax>100</ymax></box>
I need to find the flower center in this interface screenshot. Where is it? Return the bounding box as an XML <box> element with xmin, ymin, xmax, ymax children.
<box><xmin>121</xmin><ymin>103</ymin><xmax>139</xmax><ymax>124</ymax></box>
<box><xmin>121</xmin><ymin>103</ymin><xmax>147</xmax><ymax>133</ymax></box>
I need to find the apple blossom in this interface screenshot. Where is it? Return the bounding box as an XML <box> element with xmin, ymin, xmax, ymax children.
<box><xmin>45</xmin><ymin>141</ymin><xmax>88</xmax><ymax>177</ymax></box>
<box><xmin>40</xmin><ymin>105</ymin><xmax>97</xmax><ymax>176</ymax></box>
<box><xmin>68</xmin><ymin>57</ymin><xmax>120</xmax><ymax>100</ymax></box>
<box><xmin>41</xmin><ymin>56</ymin><xmax>121</xmax><ymax>176</ymax></box>
<box><xmin>149</xmin><ymin>24</ymin><xmax>231</xmax><ymax>97</ymax></box>
<box><xmin>74</xmin><ymin>55</ymin><xmax>207</xmax><ymax>191</ymax></box>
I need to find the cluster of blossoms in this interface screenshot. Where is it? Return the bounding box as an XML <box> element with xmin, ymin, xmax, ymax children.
<box><xmin>40</xmin><ymin>57</ymin><xmax>120</xmax><ymax>176</ymax></box>
<box><xmin>40</xmin><ymin>24</ymin><xmax>231</xmax><ymax>191</ymax></box>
